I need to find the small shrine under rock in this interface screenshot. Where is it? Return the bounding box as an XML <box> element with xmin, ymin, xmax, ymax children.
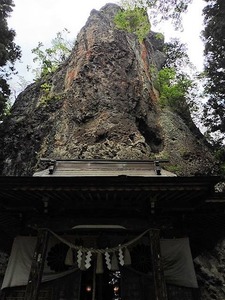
<box><xmin>0</xmin><ymin>159</ymin><xmax>224</xmax><ymax>300</ymax></box>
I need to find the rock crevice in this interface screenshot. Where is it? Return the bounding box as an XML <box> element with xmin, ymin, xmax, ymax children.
<box><xmin>0</xmin><ymin>3</ymin><xmax>217</xmax><ymax>176</ymax></box>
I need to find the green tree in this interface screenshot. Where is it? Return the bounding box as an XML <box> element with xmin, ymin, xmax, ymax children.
<box><xmin>156</xmin><ymin>67</ymin><xmax>193</xmax><ymax>115</ymax></box>
<box><xmin>162</xmin><ymin>40</ymin><xmax>197</xmax><ymax>107</ymax></box>
<box><xmin>202</xmin><ymin>0</ymin><xmax>225</xmax><ymax>140</ymax></box>
<box><xmin>154</xmin><ymin>38</ymin><xmax>199</xmax><ymax>125</ymax></box>
<box><xmin>163</xmin><ymin>39</ymin><xmax>191</xmax><ymax>74</ymax></box>
<box><xmin>28</xmin><ymin>28</ymin><xmax>73</xmax><ymax>79</ymax></box>
<box><xmin>119</xmin><ymin>0</ymin><xmax>192</xmax><ymax>29</ymax></box>
<box><xmin>114</xmin><ymin>7</ymin><xmax>150</xmax><ymax>41</ymax></box>
<box><xmin>0</xmin><ymin>0</ymin><xmax>21</xmax><ymax>120</ymax></box>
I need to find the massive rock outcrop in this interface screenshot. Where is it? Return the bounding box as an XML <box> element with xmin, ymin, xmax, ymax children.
<box><xmin>0</xmin><ymin>3</ymin><xmax>217</xmax><ymax>177</ymax></box>
<box><xmin>0</xmin><ymin>4</ymin><xmax>223</xmax><ymax>300</ymax></box>
<box><xmin>195</xmin><ymin>240</ymin><xmax>225</xmax><ymax>300</ymax></box>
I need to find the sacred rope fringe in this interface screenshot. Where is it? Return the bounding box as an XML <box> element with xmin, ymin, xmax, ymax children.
<box><xmin>38</xmin><ymin>228</ymin><xmax>152</xmax><ymax>273</ymax></box>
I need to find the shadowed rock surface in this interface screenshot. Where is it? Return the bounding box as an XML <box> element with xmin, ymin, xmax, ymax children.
<box><xmin>195</xmin><ymin>240</ymin><xmax>225</xmax><ymax>300</ymax></box>
<box><xmin>0</xmin><ymin>3</ymin><xmax>217</xmax><ymax>176</ymax></box>
<box><xmin>0</xmin><ymin>4</ymin><xmax>223</xmax><ymax>300</ymax></box>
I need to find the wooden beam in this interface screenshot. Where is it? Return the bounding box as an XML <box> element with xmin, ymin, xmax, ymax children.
<box><xmin>24</xmin><ymin>229</ymin><xmax>49</xmax><ymax>300</ymax></box>
<box><xmin>149</xmin><ymin>229</ymin><xmax>168</xmax><ymax>300</ymax></box>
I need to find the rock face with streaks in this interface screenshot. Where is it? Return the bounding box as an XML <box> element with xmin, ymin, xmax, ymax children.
<box><xmin>195</xmin><ymin>240</ymin><xmax>225</xmax><ymax>300</ymax></box>
<box><xmin>0</xmin><ymin>4</ymin><xmax>217</xmax><ymax>176</ymax></box>
<box><xmin>0</xmin><ymin>4</ymin><xmax>223</xmax><ymax>300</ymax></box>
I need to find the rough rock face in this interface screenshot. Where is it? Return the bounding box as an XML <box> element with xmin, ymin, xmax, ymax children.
<box><xmin>0</xmin><ymin>4</ymin><xmax>218</xmax><ymax>175</ymax></box>
<box><xmin>159</xmin><ymin>110</ymin><xmax>217</xmax><ymax>176</ymax></box>
<box><xmin>0</xmin><ymin>3</ymin><xmax>217</xmax><ymax>177</ymax></box>
<box><xmin>195</xmin><ymin>240</ymin><xmax>225</xmax><ymax>300</ymax></box>
<box><xmin>0</xmin><ymin>4</ymin><xmax>223</xmax><ymax>300</ymax></box>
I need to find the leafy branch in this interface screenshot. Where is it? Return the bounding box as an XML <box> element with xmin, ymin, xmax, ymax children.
<box><xmin>27</xmin><ymin>28</ymin><xmax>73</xmax><ymax>79</ymax></box>
<box><xmin>114</xmin><ymin>7</ymin><xmax>150</xmax><ymax>42</ymax></box>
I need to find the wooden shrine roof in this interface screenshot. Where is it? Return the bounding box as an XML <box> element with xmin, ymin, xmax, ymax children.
<box><xmin>33</xmin><ymin>159</ymin><xmax>176</xmax><ymax>177</ymax></box>
<box><xmin>0</xmin><ymin>159</ymin><xmax>224</xmax><ymax>254</ymax></box>
<box><xmin>0</xmin><ymin>159</ymin><xmax>221</xmax><ymax>217</ymax></box>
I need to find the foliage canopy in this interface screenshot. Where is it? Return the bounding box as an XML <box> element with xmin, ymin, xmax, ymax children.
<box><xmin>0</xmin><ymin>0</ymin><xmax>21</xmax><ymax>120</ymax></box>
<box><xmin>119</xmin><ymin>0</ymin><xmax>192</xmax><ymax>29</ymax></box>
<box><xmin>114</xmin><ymin>7</ymin><xmax>150</xmax><ymax>41</ymax></box>
<box><xmin>156</xmin><ymin>67</ymin><xmax>193</xmax><ymax>115</ymax></box>
<box><xmin>28</xmin><ymin>29</ymin><xmax>73</xmax><ymax>79</ymax></box>
<box><xmin>155</xmin><ymin>39</ymin><xmax>197</xmax><ymax>121</ymax></box>
<box><xmin>202</xmin><ymin>0</ymin><xmax>225</xmax><ymax>141</ymax></box>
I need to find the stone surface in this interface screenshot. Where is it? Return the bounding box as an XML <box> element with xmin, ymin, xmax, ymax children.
<box><xmin>0</xmin><ymin>3</ymin><xmax>217</xmax><ymax>176</ymax></box>
<box><xmin>159</xmin><ymin>109</ymin><xmax>217</xmax><ymax>176</ymax></box>
<box><xmin>195</xmin><ymin>240</ymin><xmax>225</xmax><ymax>300</ymax></box>
<box><xmin>0</xmin><ymin>4</ymin><xmax>223</xmax><ymax>299</ymax></box>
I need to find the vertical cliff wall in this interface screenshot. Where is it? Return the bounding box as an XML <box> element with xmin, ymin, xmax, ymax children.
<box><xmin>0</xmin><ymin>4</ymin><xmax>223</xmax><ymax>299</ymax></box>
<box><xmin>0</xmin><ymin>4</ymin><xmax>216</xmax><ymax>176</ymax></box>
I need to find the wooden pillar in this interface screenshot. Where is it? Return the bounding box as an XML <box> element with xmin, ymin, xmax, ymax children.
<box><xmin>149</xmin><ymin>229</ymin><xmax>168</xmax><ymax>300</ymax></box>
<box><xmin>24</xmin><ymin>229</ymin><xmax>49</xmax><ymax>300</ymax></box>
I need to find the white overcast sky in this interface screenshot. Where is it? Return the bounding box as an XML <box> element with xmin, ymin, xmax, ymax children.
<box><xmin>8</xmin><ymin>0</ymin><xmax>206</xmax><ymax>94</ymax></box>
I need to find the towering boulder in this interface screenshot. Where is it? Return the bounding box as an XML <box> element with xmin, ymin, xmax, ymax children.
<box><xmin>0</xmin><ymin>3</ymin><xmax>217</xmax><ymax>176</ymax></box>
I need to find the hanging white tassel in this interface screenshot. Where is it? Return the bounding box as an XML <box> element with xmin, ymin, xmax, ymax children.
<box><xmin>85</xmin><ymin>251</ymin><xmax>92</xmax><ymax>269</ymax></box>
<box><xmin>77</xmin><ymin>249</ymin><xmax>82</xmax><ymax>269</ymax></box>
<box><xmin>118</xmin><ymin>246</ymin><xmax>124</xmax><ymax>266</ymax></box>
<box><xmin>80</xmin><ymin>252</ymin><xmax>86</xmax><ymax>271</ymax></box>
<box><xmin>105</xmin><ymin>251</ymin><xmax>111</xmax><ymax>270</ymax></box>
<box><xmin>111</xmin><ymin>252</ymin><xmax>119</xmax><ymax>271</ymax></box>
<box><xmin>65</xmin><ymin>248</ymin><xmax>74</xmax><ymax>266</ymax></box>
<box><xmin>124</xmin><ymin>247</ymin><xmax>131</xmax><ymax>266</ymax></box>
<box><xmin>96</xmin><ymin>253</ymin><xmax>104</xmax><ymax>274</ymax></box>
